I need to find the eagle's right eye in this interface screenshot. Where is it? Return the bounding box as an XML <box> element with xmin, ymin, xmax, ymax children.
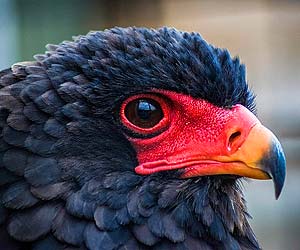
<box><xmin>120</xmin><ymin>94</ymin><xmax>171</xmax><ymax>136</ymax></box>
<box><xmin>125</xmin><ymin>98</ymin><xmax>163</xmax><ymax>128</ymax></box>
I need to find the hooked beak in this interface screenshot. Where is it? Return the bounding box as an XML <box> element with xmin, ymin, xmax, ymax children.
<box><xmin>135</xmin><ymin>102</ymin><xmax>286</xmax><ymax>199</ymax></box>
<box><xmin>180</xmin><ymin>123</ymin><xmax>286</xmax><ymax>199</ymax></box>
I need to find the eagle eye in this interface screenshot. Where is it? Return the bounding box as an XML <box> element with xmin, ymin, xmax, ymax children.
<box><xmin>125</xmin><ymin>98</ymin><xmax>163</xmax><ymax>128</ymax></box>
<box><xmin>120</xmin><ymin>94</ymin><xmax>170</xmax><ymax>136</ymax></box>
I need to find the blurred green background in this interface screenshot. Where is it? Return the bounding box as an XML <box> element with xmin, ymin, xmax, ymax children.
<box><xmin>0</xmin><ymin>0</ymin><xmax>299</xmax><ymax>249</ymax></box>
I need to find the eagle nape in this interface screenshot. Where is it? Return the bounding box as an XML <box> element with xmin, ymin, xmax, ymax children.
<box><xmin>0</xmin><ymin>27</ymin><xmax>286</xmax><ymax>250</ymax></box>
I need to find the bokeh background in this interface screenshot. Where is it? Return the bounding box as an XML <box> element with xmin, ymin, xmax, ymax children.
<box><xmin>0</xmin><ymin>0</ymin><xmax>299</xmax><ymax>249</ymax></box>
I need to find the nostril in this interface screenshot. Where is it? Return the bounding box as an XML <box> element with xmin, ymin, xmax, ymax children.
<box><xmin>228</xmin><ymin>131</ymin><xmax>242</xmax><ymax>151</ymax></box>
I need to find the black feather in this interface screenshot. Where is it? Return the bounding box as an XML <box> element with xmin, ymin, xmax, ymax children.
<box><xmin>66</xmin><ymin>190</ymin><xmax>97</xmax><ymax>220</ymax></box>
<box><xmin>31</xmin><ymin>182</ymin><xmax>73</xmax><ymax>200</ymax></box>
<box><xmin>148</xmin><ymin>210</ymin><xmax>165</xmax><ymax>238</ymax></box>
<box><xmin>118</xmin><ymin>238</ymin><xmax>143</xmax><ymax>250</ymax></box>
<box><xmin>3</xmin><ymin>126</ymin><xmax>28</xmax><ymax>147</ymax></box>
<box><xmin>33</xmin><ymin>90</ymin><xmax>64</xmax><ymax>114</ymax></box>
<box><xmin>24</xmin><ymin>135</ymin><xmax>56</xmax><ymax>156</ymax></box>
<box><xmin>127</xmin><ymin>189</ymin><xmax>146</xmax><ymax>224</ymax></box>
<box><xmin>25</xmin><ymin>156</ymin><xmax>61</xmax><ymax>186</ymax></box>
<box><xmin>3</xmin><ymin>149</ymin><xmax>28</xmax><ymax>176</ymax></box>
<box><xmin>182</xmin><ymin>237</ymin><xmax>213</xmax><ymax>250</ymax></box>
<box><xmin>57</xmin><ymin>82</ymin><xmax>84</xmax><ymax>102</ymax></box>
<box><xmin>21</xmin><ymin>79</ymin><xmax>51</xmax><ymax>102</ymax></box>
<box><xmin>7</xmin><ymin>203</ymin><xmax>62</xmax><ymax>241</ymax></box>
<box><xmin>23</xmin><ymin>102</ymin><xmax>48</xmax><ymax>123</ymax></box>
<box><xmin>0</xmin><ymin>138</ymin><xmax>11</xmax><ymax>152</ymax></box>
<box><xmin>0</xmin><ymin>89</ymin><xmax>23</xmax><ymax>111</ymax></box>
<box><xmin>94</xmin><ymin>206</ymin><xmax>119</xmax><ymax>231</ymax></box>
<box><xmin>0</xmin><ymin>107</ymin><xmax>9</xmax><ymax>128</ymax></box>
<box><xmin>7</xmin><ymin>112</ymin><xmax>31</xmax><ymax>132</ymax></box>
<box><xmin>162</xmin><ymin>213</ymin><xmax>185</xmax><ymax>243</ymax></box>
<box><xmin>105</xmin><ymin>191</ymin><xmax>128</xmax><ymax>210</ymax></box>
<box><xmin>0</xmin><ymin>204</ymin><xmax>8</xmax><ymax>225</ymax></box>
<box><xmin>44</xmin><ymin>118</ymin><xmax>66</xmax><ymax>138</ymax></box>
<box><xmin>172</xmin><ymin>202</ymin><xmax>193</xmax><ymax>228</ymax></box>
<box><xmin>0</xmin><ymin>168</ymin><xmax>20</xmax><ymax>185</ymax></box>
<box><xmin>32</xmin><ymin>235</ymin><xmax>64</xmax><ymax>250</ymax></box>
<box><xmin>84</xmin><ymin>223</ymin><xmax>129</xmax><ymax>250</ymax></box>
<box><xmin>132</xmin><ymin>223</ymin><xmax>160</xmax><ymax>246</ymax></box>
<box><xmin>115</xmin><ymin>206</ymin><xmax>131</xmax><ymax>226</ymax></box>
<box><xmin>0</xmin><ymin>68</ymin><xmax>18</xmax><ymax>86</ymax></box>
<box><xmin>2</xmin><ymin>181</ymin><xmax>39</xmax><ymax>209</ymax></box>
<box><xmin>52</xmin><ymin>208</ymin><xmax>87</xmax><ymax>245</ymax></box>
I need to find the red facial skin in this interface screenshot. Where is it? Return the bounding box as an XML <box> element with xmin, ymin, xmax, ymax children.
<box><xmin>120</xmin><ymin>90</ymin><xmax>265</xmax><ymax>178</ymax></box>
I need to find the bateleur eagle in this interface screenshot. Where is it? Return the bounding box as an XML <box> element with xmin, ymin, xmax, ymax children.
<box><xmin>0</xmin><ymin>27</ymin><xmax>286</xmax><ymax>250</ymax></box>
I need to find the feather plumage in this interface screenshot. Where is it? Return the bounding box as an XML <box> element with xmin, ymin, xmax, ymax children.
<box><xmin>0</xmin><ymin>27</ymin><xmax>262</xmax><ymax>249</ymax></box>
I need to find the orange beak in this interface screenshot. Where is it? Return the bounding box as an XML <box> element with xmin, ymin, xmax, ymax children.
<box><xmin>181</xmin><ymin>123</ymin><xmax>286</xmax><ymax>199</ymax></box>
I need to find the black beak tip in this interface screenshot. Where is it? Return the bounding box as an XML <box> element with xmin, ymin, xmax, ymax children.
<box><xmin>273</xmin><ymin>150</ymin><xmax>286</xmax><ymax>200</ymax></box>
<box><xmin>263</xmin><ymin>139</ymin><xmax>286</xmax><ymax>200</ymax></box>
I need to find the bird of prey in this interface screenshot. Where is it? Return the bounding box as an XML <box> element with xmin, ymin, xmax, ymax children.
<box><xmin>0</xmin><ymin>27</ymin><xmax>286</xmax><ymax>250</ymax></box>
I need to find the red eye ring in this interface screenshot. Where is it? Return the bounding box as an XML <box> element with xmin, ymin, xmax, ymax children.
<box><xmin>120</xmin><ymin>93</ymin><xmax>171</xmax><ymax>136</ymax></box>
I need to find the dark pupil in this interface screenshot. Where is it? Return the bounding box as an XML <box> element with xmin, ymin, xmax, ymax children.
<box><xmin>125</xmin><ymin>98</ymin><xmax>163</xmax><ymax>128</ymax></box>
<box><xmin>137</xmin><ymin>101</ymin><xmax>155</xmax><ymax>120</ymax></box>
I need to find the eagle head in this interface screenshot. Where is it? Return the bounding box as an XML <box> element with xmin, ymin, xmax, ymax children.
<box><xmin>0</xmin><ymin>27</ymin><xmax>285</xmax><ymax>249</ymax></box>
